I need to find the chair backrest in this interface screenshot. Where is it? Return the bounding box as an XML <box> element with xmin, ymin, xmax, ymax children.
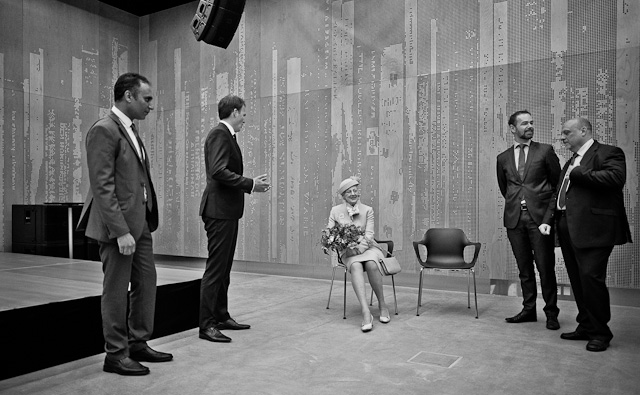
<box><xmin>420</xmin><ymin>228</ymin><xmax>470</xmax><ymax>268</ymax></box>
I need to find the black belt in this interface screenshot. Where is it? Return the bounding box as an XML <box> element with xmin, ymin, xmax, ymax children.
<box><xmin>520</xmin><ymin>202</ymin><xmax>528</xmax><ymax>211</ymax></box>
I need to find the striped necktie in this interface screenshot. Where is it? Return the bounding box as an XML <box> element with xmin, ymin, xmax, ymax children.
<box><xmin>131</xmin><ymin>123</ymin><xmax>145</xmax><ymax>161</ymax></box>
<box><xmin>558</xmin><ymin>153</ymin><xmax>578</xmax><ymax>209</ymax></box>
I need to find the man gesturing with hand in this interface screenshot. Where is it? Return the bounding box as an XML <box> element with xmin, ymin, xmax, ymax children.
<box><xmin>198</xmin><ymin>95</ymin><xmax>270</xmax><ymax>343</ymax></box>
<box><xmin>541</xmin><ymin>117</ymin><xmax>632</xmax><ymax>352</ymax></box>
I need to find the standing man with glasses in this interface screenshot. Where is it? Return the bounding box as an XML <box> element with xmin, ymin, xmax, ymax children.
<box><xmin>198</xmin><ymin>95</ymin><xmax>271</xmax><ymax>343</ymax></box>
<box><xmin>540</xmin><ymin>117</ymin><xmax>632</xmax><ymax>352</ymax></box>
<box><xmin>78</xmin><ymin>72</ymin><xmax>172</xmax><ymax>376</ymax></box>
<box><xmin>497</xmin><ymin>110</ymin><xmax>562</xmax><ymax>330</ymax></box>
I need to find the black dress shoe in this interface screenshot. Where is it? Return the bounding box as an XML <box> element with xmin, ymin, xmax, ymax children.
<box><xmin>546</xmin><ymin>316</ymin><xmax>560</xmax><ymax>330</ymax></box>
<box><xmin>199</xmin><ymin>327</ymin><xmax>232</xmax><ymax>343</ymax></box>
<box><xmin>505</xmin><ymin>311</ymin><xmax>537</xmax><ymax>323</ymax></box>
<box><xmin>586</xmin><ymin>339</ymin><xmax>609</xmax><ymax>352</ymax></box>
<box><xmin>216</xmin><ymin>318</ymin><xmax>250</xmax><ymax>330</ymax></box>
<box><xmin>130</xmin><ymin>346</ymin><xmax>173</xmax><ymax>363</ymax></box>
<box><xmin>560</xmin><ymin>330</ymin><xmax>590</xmax><ymax>341</ymax></box>
<box><xmin>103</xmin><ymin>356</ymin><xmax>150</xmax><ymax>376</ymax></box>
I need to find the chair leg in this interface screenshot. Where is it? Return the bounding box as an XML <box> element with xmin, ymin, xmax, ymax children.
<box><xmin>369</xmin><ymin>287</ymin><xmax>374</xmax><ymax>306</ymax></box>
<box><xmin>417</xmin><ymin>268</ymin><xmax>424</xmax><ymax>316</ymax></box>
<box><xmin>391</xmin><ymin>275</ymin><xmax>398</xmax><ymax>315</ymax></box>
<box><xmin>327</xmin><ymin>266</ymin><xmax>338</xmax><ymax>309</ymax></box>
<box><xmin>472</xmin><ymin>269</ymin><xmax>478</xmax><ymax>319</ymax></box>
<box><xmin>467</xmin><ymin>269</ymin><xmax>471</xmax><ymax>309</ymax></box>
<box><xmin>342</xmin><ymin>268</ymin><xmax>347</xmax><ymax>319</ymax></box>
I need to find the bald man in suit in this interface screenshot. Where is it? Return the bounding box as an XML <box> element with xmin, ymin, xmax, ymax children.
<box><xmin>497</xmin><ymin>110</ymin><xmax>561</xmax><ymax>330</ymax></box>
<box><xmin>78</xmin><ymin>73</ymin><xmax>172</xmax><ymax>375</ymax></box>
<box><xmin>540</xmin><ymin>117</ymin><xmax>632</xmax><ymax>352</ymax></box>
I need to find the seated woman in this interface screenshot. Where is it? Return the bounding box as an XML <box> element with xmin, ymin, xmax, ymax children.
<box><xmin>327</xmin><ymin>176</ymin><xmax>390</xmax><ymax>332</ymax></box>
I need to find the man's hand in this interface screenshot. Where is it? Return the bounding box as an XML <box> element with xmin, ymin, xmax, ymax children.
<box><xmin>253</xmin><ymin>174</ymin><xmax>271</xmax><ymax>193</ymax></box>
<box><xmin>117</xmin><ymin>233</ymin><xmax>136</xmax><ymax>255</ymax></box>
<box><xmin>538</xmin><ymin>224</ymin><xmax>551</xmax><ymax>236</ymax></box>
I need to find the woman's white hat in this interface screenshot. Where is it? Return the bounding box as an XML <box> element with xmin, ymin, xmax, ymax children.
<box><xmin>337</xmin><ymin>176</ymin><xmax>360</xmax><ymax>195</ymax></box>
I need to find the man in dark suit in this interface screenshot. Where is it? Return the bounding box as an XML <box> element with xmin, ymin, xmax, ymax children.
<box><xmin>198</xmin><ymin>95</ymin><xmax>270</xmax><ymax>343</ymax></box>
<box><xmin>78</xmin><ymin>73</ymin><xmax>172</xmax><ymax>375</ymax></box>
<box><xmin>541</xmin><ymin>117</ymin><xmax>632</xmax><ymax>352</ymax></box>
<box><xmin>497</xmin><ymin>110</ymin><xmax>561</xmax><ymax>330</ymax></box>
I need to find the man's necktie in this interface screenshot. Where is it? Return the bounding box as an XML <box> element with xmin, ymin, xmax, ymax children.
<box><xmin>131</xmin><ymin>123</ymin><xmax>145</xmax><ymax>161</ymax></box>
<box><xmin>558</xmin><ymin>153</ymin><xmax>578</xmax><ymax>209</ymax></box>
<box><xmin>131</xmin><ymin>123</ymin><xmax>152</xmax><ymax>212</ymax></box>
<box><xmin>518</xmin><ymin>144</ymin><xmax>526</xmax><ymax>179</ymax></box>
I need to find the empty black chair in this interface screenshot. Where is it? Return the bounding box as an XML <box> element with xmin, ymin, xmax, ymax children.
<box><xmin>413</xmin><ymin>228</ymin><xmax>481</xmax><ymax>318</ymax></box>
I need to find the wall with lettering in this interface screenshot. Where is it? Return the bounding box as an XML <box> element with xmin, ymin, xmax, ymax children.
<box><xmin>1</xmin><ymin>0</ymin><xmax>638</xmax><ymax>289</ymax></box>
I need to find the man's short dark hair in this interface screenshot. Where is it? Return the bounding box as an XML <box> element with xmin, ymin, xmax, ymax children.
<box><xmin>114</xmin><ymin>73</ymin><xmax>150</xmax><ymax>102</ymax></box>
<box><xmin>218</xmin><ymin>95</ymin><xmax>245</xmax><ymax>119</ymax></box>
<box><xmin>508</xmin><ymin>110</ymin><xmax>531</xmax><ymax>127</ymax></box>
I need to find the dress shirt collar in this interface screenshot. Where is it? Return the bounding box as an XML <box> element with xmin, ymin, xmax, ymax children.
<box><xmin>220</xmin><ymin>120</ymin><xmax>236</xmax><ymax>137</ymax></box>
<box><xmin>111</xmin><ymin>106</ymin><xmax>133</xmax><ymax>129</ymax></box>
<box><xmin>513</xmin><ymin>140</ymin><xmax>531</xmax><ymax>149</ymax></box>
<box><xmin>111</xmin><ymin>106</ymin><xmax>143</xmax><ymax>160</ymax></box>
<box><xmin>576</xmin><ymin>138</ymin><xmax>594</xmax><ymax>158</ymax></box>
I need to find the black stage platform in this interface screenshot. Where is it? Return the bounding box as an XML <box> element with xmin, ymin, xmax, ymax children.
<box><xmin>0</xmin><ymin>253</ymin><xmax>202</xmax><ymax>380</ymax></box>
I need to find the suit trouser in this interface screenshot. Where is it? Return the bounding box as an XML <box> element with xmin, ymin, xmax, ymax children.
<box><xmin>200</xmin><ymin>216</ymin><xmax>238</xmax><ymax>329</ymax></box>
<box><xmin>557</xmin><ymin>213</ymin><xmax>614</xmax><ymax>341</ymax></box>
<box><xmin>507</xmin><ymin>210</ymin><xmax>559</xmax><ymax>317</ymax></box>
<box><xmin>99</xmin><ymin>221</ymin><xmax>157</xmax><ymax>360</ymax></box>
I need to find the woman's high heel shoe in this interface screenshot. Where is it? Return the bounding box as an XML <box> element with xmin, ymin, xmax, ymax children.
<box><xmin>379</xmin><ymin>308</ymin><xmax>391</xmax><ymax>324</ymax></box>
<box><xmin>361</xmin><ymin>313</ymin><xmax>373</xmax><ymax>332</ymax></box>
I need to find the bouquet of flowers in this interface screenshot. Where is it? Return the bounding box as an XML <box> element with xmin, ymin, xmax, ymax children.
<box><xmin>320</xmin><ymin>223</ymin><xmax>365</xmax><ymax>255</ymax></box>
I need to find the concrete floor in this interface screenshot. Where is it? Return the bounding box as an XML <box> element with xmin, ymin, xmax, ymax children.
<box><xmin>1</xmin><ymin>270</ymin><xmax>639</xmax><ymax>395</ymax></box>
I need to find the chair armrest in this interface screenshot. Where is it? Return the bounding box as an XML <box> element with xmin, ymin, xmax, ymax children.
<box><xmin>413</xmin><ymin>241</ymin><xmax>427</xmax><ymax>266</ymax></box>
<box><xmin>374</xmin><ymin>239</ymin><xmax>394</xmax><ymax>254</ymax></box>
<box><xmin>466</xmin><ymin>242</ymin><xmax>482</xmax><ymax>266</ymax></box>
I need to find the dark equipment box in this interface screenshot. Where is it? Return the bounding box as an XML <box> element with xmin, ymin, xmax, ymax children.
<box><xmin>11</xmin><ymin>204</ymin><xmax>97</xmax><ymax>260</ymax></box>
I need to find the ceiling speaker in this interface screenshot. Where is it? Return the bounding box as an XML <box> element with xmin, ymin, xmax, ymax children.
<box><xmin>191</xmin><ymin>0</ymin><xmax>246</xmax><ymax>49</ymax></box>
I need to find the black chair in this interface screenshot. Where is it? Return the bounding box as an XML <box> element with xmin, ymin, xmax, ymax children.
<box><xmin>413</xmin><ymin>228</ymin><xmax>481</xmax><ymax>318</ymax></box>
<box><xmin>326</xmin><ymin>239</ymin><xmax>398</xmax><ymax>319</ymax></box>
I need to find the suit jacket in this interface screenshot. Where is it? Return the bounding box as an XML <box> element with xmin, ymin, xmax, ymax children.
<box><xmin>199</xmin><ymin>123</ymin><xmax>253</xmax><ymax>220</ymax></box>
<box><xmin>542</xmin><ymin>141</ymin><xmax>632</xmax><ymax>248</ymax></box>
<box><xmin>77</xmin><ymin>112</ymin><xmax>159</xmax><ymax>242</ymax></box>
<box><xmin>497</xmin><ymin>141</ymin><xmax>561</xmax><ymax>228</ymax></box>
